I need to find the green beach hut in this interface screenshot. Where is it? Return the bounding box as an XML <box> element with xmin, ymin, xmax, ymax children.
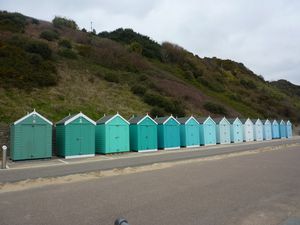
<box><xmin>10</xmin><ymin>110</ymin><xmax>52</xmax><ymax>160</ymax></box>
<box><xmin>95</xmin><ymin>113</ymin><xmax>130</xmax><ymax>154</ymax></box>
<box><xmin>155</xmin><ymin>116</ymin><xmax>180</xmax><ymax>150</ymax></box>
<box><xmin>129</xmin><ymin>114</ymin><xmax>158</xmax><ymax>152</ymax></box>
<box><xmin>56</xmin><ymin>112</ymin><xmax>96</xmax><ymax>158</ymax></box>
<box><xmin>177</xmin><ymin>116</ymin><xmax>200</xmax><ymax>148</ymax></box>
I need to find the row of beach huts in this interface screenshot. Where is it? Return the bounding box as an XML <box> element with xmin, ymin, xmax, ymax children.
<box><xmin>9</xmin><ymin>110</ymin><xmax>293</xmax><ymax>160</ymax></box>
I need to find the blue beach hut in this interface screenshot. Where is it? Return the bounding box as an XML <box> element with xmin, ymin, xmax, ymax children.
<box><xmin>228</xmin><ymin>118</ymin><xmax>243</xmax><ymax>143</ymax></box>
<box><xmin>129</xmin><ymin>114</ymin><xmax>158</xmax><ymax>152</ymax></box>
<box><xmin>196</xmin><ymin>116</ymin><xmax>216</xmax><ymax>146</ymax></box>
<box><xmin>286</xmin><ymin>120</ymin><xmax>292</xmax><ymax>138</ymax></box>
<box><xmin>279</xmin><ymin>120</ymin><xmax>286</xmax><ymax>138</ymax></box>
<box><xmin>262</xmin><ymin>119</ymin><xmax>272</xmax><ymax>140</ymax></box>
<box><xmin>177</xmin><ymin>116</ymin><xmax>200</xmax><ymax>148</ymax></box>
<box><xmin>271</xmin><ymin>120</ymin><xmax>280</xmax><ymax>139</ymax></box>
<box><xmin>252</xmin><ymin>119</ymin><xmax>263</xmax><ymax>141</ymax></box>
<box><xmin>241</xmin><ymin>118</ymin><xmax>254</xmax><ymax>142</ymax></box>
<box><xmin>215</xmin><ymin>117</ymin><xmax>231</xmax><ymax>144</ymax></box>
<box><xmin>155</xmin><ymin>116</ymin><xmax>180</xmax><ymax>150</ymax></box>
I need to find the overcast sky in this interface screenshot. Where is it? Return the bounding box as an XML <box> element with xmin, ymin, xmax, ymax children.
<box><xmin>1</xmin><ymin>0</ymin><xmax>300</xmax><ymax>84</ymax></box>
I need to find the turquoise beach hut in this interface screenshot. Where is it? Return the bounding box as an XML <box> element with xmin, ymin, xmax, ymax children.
<box><xmin>177</xmin><ymin>116</ymin><xmax>200</xmax><ymax>148</ymax></box>
<box><xmin>129</xmin><ymin>114</ymin><xmax>158</xmax><ymax>152</ymax></box>
<box><xmin>56</xmin><ymin>112</ymin><xmax>96</xmax><ymax>159</ymax></box>
<box><xmin>197</xmin><ymin>116</ymin><xmax>216</xmax><ymax>146</ymax></box>
<box><xmin>95</xmin><ymin>113</ymin><xmax>130</xmax><ymax>154</ymax></box>
<box><xmin>262</xmin><ymin>119</ymin><xmax>272</xmax><ymax>140</ymax></box>
<box><xmin>215</xmin><ymin>117</ymin><xmax>231</xmax><ymax>144</ymax></box>
<box><xmin>155</xmin><ymin>115</ymin><xmax>180</xmax><ymax>150</ymax></box>
<box><xmin>286</xmin><ymin>120</ymin><xmax>292</xmax><ymax>138</ymax></box>
<box><xmin>279</xmin><ymin>120</ymin><xmax>286</xmax><ymax>138</ymax></box>
<box><xmin>272</xmin><ymin>120</ymin><xmax>280</xmax><ymax>139</ymax></box>
<box><xmin>241</xmin><ymin>118</ymin><xmax>254</xmax><ymax>142</ymax></box>
<box><xmin>228</xmin><ymin>118</ymin><xmax>243</xmax><ymax>143</ymax></box>
<box><xmin>252</xmin><ymin>119</ymin><xmax>263</xmax><ymax>141</ymax></box>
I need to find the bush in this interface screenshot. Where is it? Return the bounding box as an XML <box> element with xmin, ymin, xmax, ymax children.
<box><xmin>203</xmin><ymin>102</ymin><xmax>227</xmax><ymax>115</ymax></box>
<box><xmin>76</xmin><ymin>45</ymin><xmax>91</xmax><ymax>57</ymax></box>
<box><xmin>104</xmin><ymin>73</ymin><xmax>120</xmax><ymax>83</ymax></box>
<box><xmin>131</xmin><ymin>84</ymin><xmax>146</xmax><ymax>96</ymax></box>
<box><xmin>150</xmin><ymin>107</ymin><xmax>166</xmax><ymax>117</ymax></box>
<box><xmin>58</xmin><ymin>39</ymin><xmax>72</xmax><ymax>49</ymax></box>
<box><xmin>26</xmin><ymin>41</ymin><xmax>52</xmax><ymax>59</ymax></box>
<box><xmin>52</xmin><ymin>16</ymin><xmax>78</xmax><ymax>30</ymax></box>
<box><xmin>40</xmin><ymin>30</ymin><xmax>59</xmax><ymax>41</ymax></box>
<box><xmin>240</xmin><ymin>79</ymin><xmax>257</xmax><ymax>89</ymax></box>
<box><xmin>0</xmin><ymin>11</ymin><xmax>27</xmax><ymax>32</ymax></box>
<box><xmin>58</xmin><ymin>49</ymin><xmax>77</xmax><ymax>59</ymax></box>
<box><xmin>31</xmin><ymin>18</ymin><xmax>39</xmax><ymax>25</ymax></box>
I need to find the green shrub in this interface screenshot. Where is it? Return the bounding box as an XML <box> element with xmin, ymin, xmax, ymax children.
<box><xmin>26</xmin><ymin>41</ymin><xmax>52</xmax><ymax>59</ymax></box>
<box><xmin>52</xmin><ymin>16</ymin><xmax>78</xmax><ymax>30</ymax></box>
<box><xmin>240</xmin><ymin>79</ymin><xmax>257</xmax><ymax>89</ymax></box>
<box><xmin>40</xmin><ymin>30</ymin><xmax>59</xmax><ymax>41</ymax></box>
<box><xmin>104</xmin><ymin>73</ymin><xmax>120</xmax><ymax>83</ymax></box>
<box><xmin>31</xmin><ymin>18</ymin><xmax>39</xmax><ymax>25</ymax></box>
<box><xmin>131</xmin><ymin>84</ymin><xmax>146</xmax><ymax>96</ymax></box>
<box><xmin>203</xmin><ymin>102</ymin><xmax>227</xmax><ymax>115</ymax></box>
<box><xmin>150</xmin><ymin>107</ymin><xmax>166</xmax><ymax>117</ymax></box>
<box><xmin>76</xmin><ymin>45</ymin><xmax>91</xmax><ymax>57</ymax></box>
<box><xmin>0</xmin><ymin>11</ymin><xmax>27</xmax><ymax>32</ymax></box>
<box><xmin>58</xmin><ymin>49</ymin><xmax>77</xmax><ymax>59</ymax></box>
<box><xmin>58</xmin><ymin>39</ymin><xmax>72</xmax><ymax>49</ymax></box>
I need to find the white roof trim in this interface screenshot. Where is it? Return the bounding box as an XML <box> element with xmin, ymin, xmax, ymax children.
<box><xmin>263</xmin><ymin>119</ymin><xmax>271</xmax><ymax>124</ymax></box>
<box><xmin>14</xmin><ymin>110</ymin><xmax>53</xmax><ymax>125</ymax></box>
<box><xmin>280</xmin><ymin>120</ymin><xmax>285</xmax><ymax>124</ymax></box>
<box><xmin>163</xmin><ymin>115</ymin><xmax>180</xmax><ymax>125</ymax></box>
<box><xmin>233</xmin><ymin>117</ymin><xmax>242</xmax><ymax>124</ymax></box>
<box><xmin>64</xmin><ymin>112</ymin><xmax>96</xmax><ymax>125</ymax></box>
<box><xmin>204</xmin><ymin>116</ymin><xmax>216</xmax><ymax>125</ymax></box>
<box><xmin>137</xmin><ymin>114</ymin><xmax>158</xmax><ymax>125</ymax></box>
<box><xmin>219</xmin><ymin>117</ymin><xmax>230</xmax><ymax>125</ymax></box>
<box><xmin>245</xmin><ymin>118</ymin><xmax>253</xmax><ymax>125</ymax></box>
<box><xmin>287</xmin><ymin>120</ymin><xmax>292</xmax><ymax>125</ymax></box>
<box><xmin>105</xmin><ymin>113</ymin><xmax>130</xmax><ymax>125</ymax></box>
<box><xmin>185</xmin><ymin>116</ymin><xmax>199</xmax><ymax>125</ymax></box>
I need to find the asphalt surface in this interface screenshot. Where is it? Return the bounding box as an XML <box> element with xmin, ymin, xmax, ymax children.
<box><xmin>0</xmin><ymin>137</ymin><xmax>299</xmax><ymax>183</ymax></box>
<box><xmin>0</xmin><ymin>143</ymin><xmax>300</xmax><ymax>225</ymax></box>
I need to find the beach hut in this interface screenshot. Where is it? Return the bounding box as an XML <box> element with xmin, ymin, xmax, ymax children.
<box><xmin>129</xmin><ymin>114</ymin><xmax>158</xmax><ymax>152</ymax></box>
<box><xmin>197</xmin><ymin>116</ymin><xmax>216</xmax><ymax>146</ymax></box>
<box><xmin>228</xmin><ymin>118</ymin><xmax>243</xmax><ymax>143</ymax></box>
<box><xmin>241</xmin><ymin>118</ymin><xmax>254</xmax><ymax>142</ymax></box>
<box><xmin>271</xmin><ymin>120</ymin><xmax>280</xmax><ymax>139</ymax></box>
<box><xmin>215</xmin><ymin>117</ymin><xmax>231</xmax><ymax>144</ymax></box>
<box><xmin>262</xmin><ymin>119</ymin><xmax>272</xmax><ymax>140</ymax></box>
<box><xmin>177</xmin><ymin>116</ymin><xmax>200</xmax><ymax>148</ymax></box>
<box><xmin>279</xmin><ymin>120</ymin><xmax>286</xmax><ymax>139</ymax></box>
<box><xmin>155</xmin><ymin>115</ymin><xmax>180</xmax><ymax>150</ymax></box>
<box><xmin>56</xmin><ymin>112</ymin><xmax>96</xmax><ymax>158</ymax></box>
<box><xmin>252</xmin><ymin>119</ymin><xmax>263</xmax><ymax>141</ymax></box>
<box><xmin>286</xmin><ymin>120</ymin><xmax>292</xmax><ymax>138</ymax></box>
<box><xmin>96</xmin><ymin>113</ymin><xmax>130</xmax><ymax>154</ymax></box>
<box><xmin>10</xmin><ymin>110</ymin><xmax>52</xmax><ymax>160</ymax></box>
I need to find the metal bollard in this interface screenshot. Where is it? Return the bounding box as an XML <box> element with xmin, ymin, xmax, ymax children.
<box><xmin>2</xmin><ymin>145</ymin><xmax>7</xmax><ymax>169</ymax></box>
<box><xmin>114</xmin><ymin>218</ymin><xmax>130</xmax><ymax>225</ymax></box>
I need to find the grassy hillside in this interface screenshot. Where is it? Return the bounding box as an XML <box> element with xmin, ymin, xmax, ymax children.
<box><xmin>1</xmin><ymin>11</ymin><xmax>300</xmax><ymax>124</ymax></box>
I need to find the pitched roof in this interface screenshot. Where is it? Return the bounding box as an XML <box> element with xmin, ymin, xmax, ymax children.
<box><xmin>128</xmin><ymin>115</ymin><xmax>157</xmax><ymax>125</ymax></box>
<box><xmin>96</xmin><ymin>113</ymin><xmax>129</xmax><ymax>125</ymax></box>
<box><xmin>176</xmin><ymin>116</ymin><xmax>199</xmax><ymax>125</ymax></box>
<box><xmin>154</xmin><ymin>116</ymin><xmax>179</xmax><ymax>125</ymax></box>
<box><xmin>227</xmin><ymin>118</ymin><xmax>240</xmax><ymax>124</ymax></box>
<box><xmin>213</xmin><ymin>117</ymin><xmax>229</xmax><ymax>124</ymax></box>
<box><xmin>261</xmin><ymin>119</ymin><xmax>270</xmax><ymax>124</ymax></box>
<box><xmin>57</xmin><ymin>112</ymin><xmax>96</xmax><ymax>125</ymax></box>
<box><xmin>14</xmin><ymin>110</ymin><xmax>53</xmax><ymax>125</ymax></box>
<box><xmin>196</xmin><ymin>116</ymin><xmax>215</xmax><ymax>124</ymax></box>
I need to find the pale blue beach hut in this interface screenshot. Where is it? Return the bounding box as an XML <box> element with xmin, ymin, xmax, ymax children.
<box><xmin>262</xmin><ymin>119</ymin><xmax>272</xmax><ymax>140</ymax></box>
<box><xmin>279</xmin><ymin>120</ymin><xmax>286</xmax><ymax>138</ymax></box>
<box><xmin>286</xmin><ymin>120</ymin><xmax>292</xmax><ymax>138</ymax></box>
<box><xmin>196</xmin><ymin>116</ymin><xmax>216</xmax><ymax>146</ymax></box>
<box><xmin>228</xmin><ymin>118</ymin><xmax>243</xmax><ymax>143</ymax></box>
<box><xmin>271</xmin><ymin>120</ymin><xmax>280</xmax><ymax>139</ymax></box>
<box><xmin>215</xmin><ymin>117</ymin><xmax>231</xmax><ymax>144</ymax></box>
<box><xmin>252</xmin><ymin>119</ymin><xmax>263</xmax><ymax>141</ymax></box>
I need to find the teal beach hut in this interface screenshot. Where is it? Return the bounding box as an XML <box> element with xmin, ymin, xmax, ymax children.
<box><xmin>215</xmin><ymin>117</ymin><xmax>231</xmax><ymax>144</ymax></box>
<box><xmin>252</xmin><ymin>119</ymin><xmax>263</xmax><ymax>141</ymax></box>
<box><xmin>197</xmin><ymin>116</ymin><xmax>216</xmax><ymax>146</ymax></box>
<box><xmin>262</xmin><ymin>119</ymin><xmax>272</xmax><ymax>140</ymax></box>
<box><xmin>241</xmin><ymin>118</ymin><xmax>254</xmax><ymax>142</ymax></box>
<box><xmin>56</xmin><ymin>112</ymin><xmax>96</xmax><ymax>158</ymax></box>
<box><xmin>272</xmin><ymin>120</ymin><xmax>280</xmax><ymax>139</ymax></box>
<box><xmin>155</xmin><ymin>116</ymin><xmax>180</xmax><ymax>150</ymax></box>
<box><xmin>96</xmin><ymin>113</ymin><xmax>130</xmax><ymax>154</ymax></box>
<box><xmin>279</xmin><ymin>120</ymin><xmax>286</xmax><ymax>138</ymax></box>
<box><xmin>129</xmin><ymin>114</ymin><xmax>158</xmax><ymax>152</ymax></box>
<box><xmin>286</xmin><ymin>120</ymin><xmax>292</xmax><ymax>138</ymax></box>
<box><xmin>177</xmin><ymin>116</ymin><xmax>200</xmax><ymax>148</ymax></box>
<box><xmin>228</xmin><ymin>118</ymin><xmax>243</xmax><ymax>143</ymax></box>
<box><xmin>10</xmin><ymin>110</ymin><xmax>52</xmax><ymax>160</ymax></box>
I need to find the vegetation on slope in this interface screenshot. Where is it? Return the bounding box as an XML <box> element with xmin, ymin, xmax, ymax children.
<box><xmin>0</xmin><ymin>11</ymin><xmax>300</xmax><ymax>124</ymax></box>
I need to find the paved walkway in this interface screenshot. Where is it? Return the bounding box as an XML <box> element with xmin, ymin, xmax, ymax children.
<box><xmin>0</xmin><ymin>137</ymin><xmax>299</xmax><ymax>183</ymax></box>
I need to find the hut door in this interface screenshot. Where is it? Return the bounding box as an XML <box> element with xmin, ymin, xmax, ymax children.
<box><xmin>140</xmin><ymin>125</ymin><xmax>148</xmax><ymax>150</ymax></box>
<box><xmin>33</xmin><ymin>125</ymin><xmax>46</xmax><ymax>158</ymax></box>
<box><xmin>187</xmin><ymin>124</ymin><xmax>196</xmax><ymax>145</ymax></box>
<box><xmin>71</xmin><ymin>125</ymin><xmax>81</xmax><ymax>155</ymax></box>
<box><xmin>21</xmin><ymin>125</ymin><xmax>34</xmax><ymax>159</ymax></box>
